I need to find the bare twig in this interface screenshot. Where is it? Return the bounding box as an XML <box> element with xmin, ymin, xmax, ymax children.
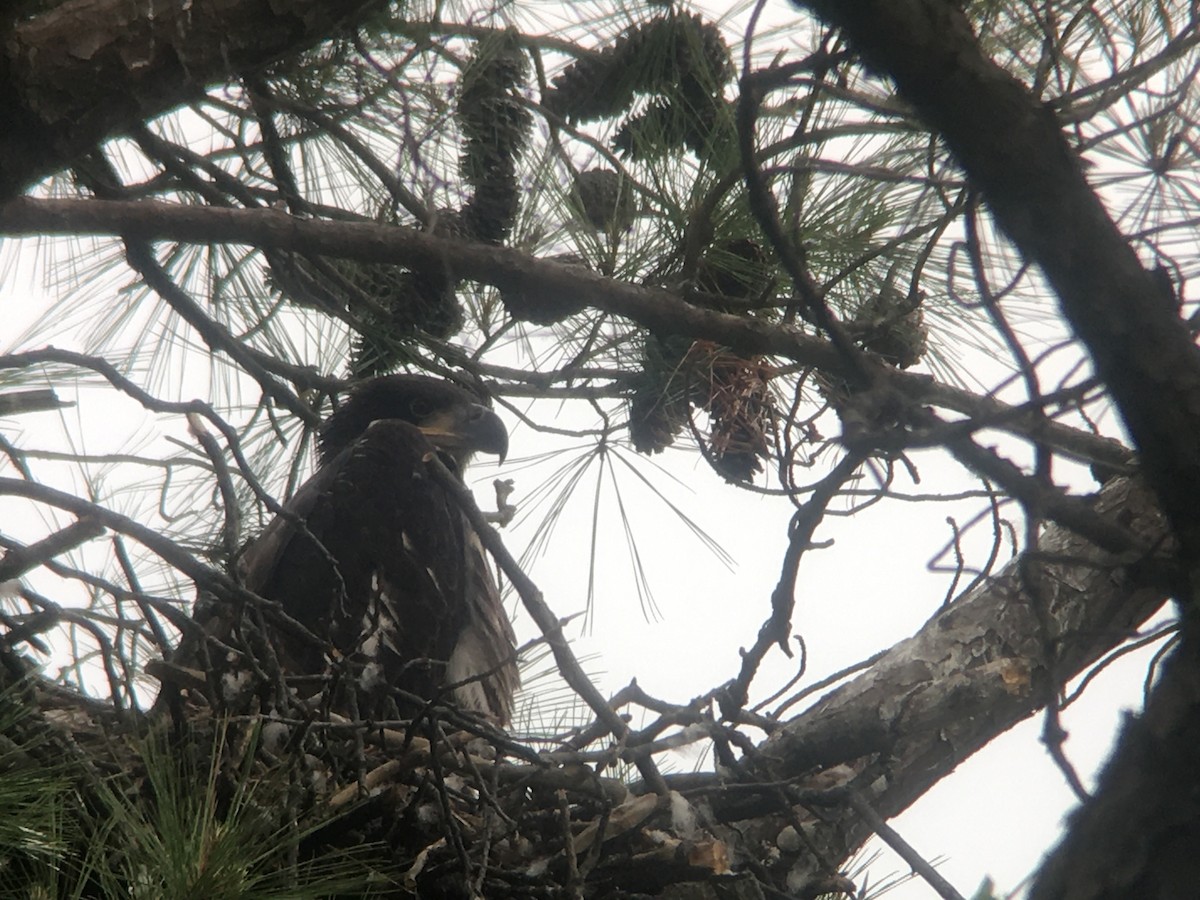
<box><xmin>0</xmin><ymin>389</ymin><xmax>73</xmax><ymax>416</ymax></box>
<box><xmin>123</xmin><ymin>242</ymin><xmax>316</xmax><ymax>423</ymax></box>
<box><xmin>559</xmin><ymin>789</ymin><xmax>584</xmax><ymax>900</ymax></box>
<box><xmin>186</xmin><ymin>413</ymin><xmax>241</xmax><ymax>565</ymax></box>
<box><xmin>848</xmin><ymin>790</ymin><xmax>966</xmax><ymax>900</ymax></box>
<box><xmin>722</xmin><ymin>451</ymin><xmax>864</xmax><ymax>715</ymax></box>
<box><xmin>0</xmin><ymin>477</ymin><xmax>322</xmax><ymax>650</ymax></box>
<box><xmin>0</xmin><ymin>517</ymin><xmax>105</xmax><ymax>584</ymax></box>
<box><xmin>113</xmin><ymin>535</ymin><xmax>172</xmax><ymax>655</ymax></box>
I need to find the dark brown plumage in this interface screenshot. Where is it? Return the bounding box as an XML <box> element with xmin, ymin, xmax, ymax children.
<box><xmin>166</xmin><ymin>375</ymin><xmax>519</xmax><ymax>725</ymax></box>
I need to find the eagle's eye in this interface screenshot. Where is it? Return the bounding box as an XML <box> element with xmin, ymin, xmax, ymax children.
<box><xmin>407</xmin><ymin>398</ymin><xmax>433</xmax><ymax>421</ymax></box>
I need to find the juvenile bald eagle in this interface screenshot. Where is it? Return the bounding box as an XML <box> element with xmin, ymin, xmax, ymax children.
<box><xmin>234</xmin><ymin>374</ymin><xmax>518</xmax><ymax>724</ymax></box>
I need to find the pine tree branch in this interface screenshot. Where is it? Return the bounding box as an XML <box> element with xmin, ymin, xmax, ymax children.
<box><xmin>0</xmin><ymin>517</ymin><xmax>105</xmax><ymax>584</ymax></box>
<box><xmin>787</xmin><ymin>4</ymin><xmax>1200</xmax><ymax>892</ymax></box>
<box><xmin>424</xmin><ymin>453</ymin><xmax>670</xmax><ymax>796</ymax></box>
<box><xmin>0</xmin><ymin>477</ymin><xmax>322</xmax><ymax>650</ymax></box>
<box><xmin>0</xmin><ymin>196</ymin><xmax>1135</xmax><ymax>475</ymax></box>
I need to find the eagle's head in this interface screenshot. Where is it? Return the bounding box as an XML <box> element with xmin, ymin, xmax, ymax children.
<box><xmin>318</xmin><ymin>375</ymin><xmax>508</xmax><ymax>471</ymax></box>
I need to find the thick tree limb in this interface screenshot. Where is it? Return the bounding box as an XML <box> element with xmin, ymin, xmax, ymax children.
<box><xmin>1028</xmin><ymin>632</ymin><xmax>1200</xmax><ymax>899</ymax></box>
<box><xmin>0</xmin><ymin>196</ymin><xmax>1133</xmax><ymax>477</ymax></box>
<box><xmin>704</xmin><ymin>476</ymin><xmax>1171</xmax><ymax>890</ymax></box>
<box><xmin>0</xmin><ymin>0</ymin><xmax>386</xmax><ymax>200</ymax></box>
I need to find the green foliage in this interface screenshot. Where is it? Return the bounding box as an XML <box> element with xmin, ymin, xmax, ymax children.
<box><xmin>93</xmin><ymin>727</ymin><xmax>383</xmax><ymax>900</ymax></box>
<box><xmin>0</xmin><ymin>691</ymin><xmax>385</xmax><ymax>900</ymax></box>
<box><xmin>0</xmin><ymin>687</ymin><xmax>83</xmax><ymax>899</ymax></box>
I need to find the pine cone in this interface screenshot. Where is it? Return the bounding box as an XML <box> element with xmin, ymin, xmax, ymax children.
<box><xmin>544</xmin><ymin>12</ymin><xmax>733</xmax><ymax>160</ymax></box>
<box><xmin>853</xmin><ymin>287</ymin><xmax>928</xmax><ymax>369</ymax></box>
<box><xmin>572</xmin><ymin>168</ymin><xmax>637</xmax><ymax>231</ymax></box>
<box><xmin>501</xmin><ymin>254</ymin><xmax>591</xmax><ymax>325</ymax></box>
<box><xmin>456</xmin><ymin>29</ymin><xmax>532</xmax><ymax>244</ymax></box>
<box><xmin>628</xmin><ymin>334</ymin><xmax>695</xmax><ymax>454</ymax></box>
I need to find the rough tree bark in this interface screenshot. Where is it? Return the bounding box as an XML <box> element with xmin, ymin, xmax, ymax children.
<box><xmin>695</xmin><ymin>474</ymin><xmax>1171</xmax><ymax>891</ymax></box>
<box><xmin>0</xmin><ymin>0</ymin><xmax>385</xmax><ymax>200</ymax></box>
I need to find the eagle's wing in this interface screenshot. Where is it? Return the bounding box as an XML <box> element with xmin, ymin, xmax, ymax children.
<box><xmin>149</xmin><ymin>469</ymin><xmax>343</xmax><ymax>710</ymax></box>
<box><xmin>237</xmin><ymin>460</ymin><xmax>343</xmax><ymax>596</ymax></box>
<box><xmin>450</xmin><ymin>529</ymin><xmax>520</xmax><ymax>724</ymax></box>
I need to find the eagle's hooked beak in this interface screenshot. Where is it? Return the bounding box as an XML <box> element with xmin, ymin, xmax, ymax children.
<box><xmin>421</xmin><ymin>403</ymin><xmax>509</xmax><ymax>465</ymax></box>
<box><xmin>463</xmin><ymin>403</ymin><xmax>509</xmax><ymax>464</ymax></box>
